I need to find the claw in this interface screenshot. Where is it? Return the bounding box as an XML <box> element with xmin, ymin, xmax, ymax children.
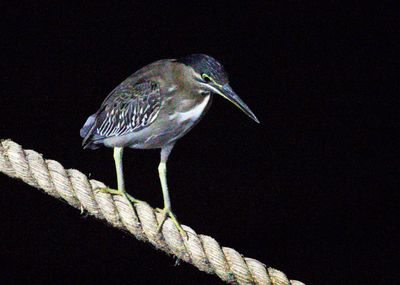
<box><xmin>157</xmin><ymin>207</ymin><xmax>188</xmax><ymax>239</ymax></box>
<box><xmin>97</xmin><ymin>187</ymin><xmax>141</xmax><ymax>204</ymax></box>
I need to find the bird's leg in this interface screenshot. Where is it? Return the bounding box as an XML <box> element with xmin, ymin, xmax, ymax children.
<box><xmin>98</xmin><ymin>147</ymin><xmax>140</xmax><ymax>204</ymax></box>
<box><xmin>156</xmin><ymin>144</ymin><xmax>187</xmax><ymax>238</ymax></box>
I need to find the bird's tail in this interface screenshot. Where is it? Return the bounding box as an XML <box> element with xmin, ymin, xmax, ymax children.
<box><xmin>80</xmin><ymin>114</ymin><xmax>102</xmax><ymax>149</ymax></box>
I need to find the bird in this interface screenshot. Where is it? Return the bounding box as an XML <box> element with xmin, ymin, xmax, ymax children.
<box><xmin>80</xmin><ymin>54</ymin><xmax>259</xmax><ymax>238</ymax></box>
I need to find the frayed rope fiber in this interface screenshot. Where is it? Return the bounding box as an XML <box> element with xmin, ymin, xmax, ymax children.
<box><xmin>0</xmin><ymin>139</ymin><xmax>305</xmax><ymax>285</ymax></box>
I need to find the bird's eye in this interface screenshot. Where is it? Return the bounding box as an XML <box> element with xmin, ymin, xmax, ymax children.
<box><xmin>202</xmin><ymin>74</ymin><xmax>212</xmax><ymax>83</ymax></box>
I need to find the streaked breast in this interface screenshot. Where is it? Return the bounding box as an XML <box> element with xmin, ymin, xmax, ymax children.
<box><xmin>169</xmin><ymin>95</ymin><xmax>211</xmax><ymax>123</ymax></box>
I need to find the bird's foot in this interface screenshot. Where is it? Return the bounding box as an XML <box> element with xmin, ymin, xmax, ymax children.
<box><xmin>156</xmin><ymin>207</ymin><xmax>188</xmax><ymax>239</ymax></box>
<box><xmin>97</xmin><ymin>187</ymin><xmax>141</xmax><ymax>204</ymax></box>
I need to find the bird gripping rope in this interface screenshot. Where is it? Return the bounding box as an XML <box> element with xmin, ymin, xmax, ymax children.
<box><xmin>0</xmin><ymin>139</ymin><xmax>304</xmax><ymax>285</ymax></box>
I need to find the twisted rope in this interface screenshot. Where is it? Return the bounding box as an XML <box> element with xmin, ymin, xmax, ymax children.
<box><xmin>0</xmin><ymin>139</ymin><xmax>304</xmax><ymax>285</ymax></box>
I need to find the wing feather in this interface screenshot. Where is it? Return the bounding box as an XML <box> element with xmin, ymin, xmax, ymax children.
<box><xmin>81</xmin><ymin>81</ymin><xmax>162</xmax><ymax>148</ymax></box>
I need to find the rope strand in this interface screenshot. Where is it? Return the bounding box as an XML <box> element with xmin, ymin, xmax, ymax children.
<box><xmin>0</xmin><ymin>139</ymin><xmax>305</xmax><ymax>285</ymax></box>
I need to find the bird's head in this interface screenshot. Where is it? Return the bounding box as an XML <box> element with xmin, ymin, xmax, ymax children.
<box><xmin>178</xmin><ymin>54</ymin><xmax>259</xmax><ymax>123</ymax></box>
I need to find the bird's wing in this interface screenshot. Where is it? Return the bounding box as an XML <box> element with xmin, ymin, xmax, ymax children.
<box><xmin>82</xmin><ymin>81</ymin><xmax>162</xmax><ymax>146</ymax></box>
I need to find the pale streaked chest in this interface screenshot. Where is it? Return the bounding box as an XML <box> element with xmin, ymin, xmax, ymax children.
<box><xmin>168</xmin><ymin>95</ymin><xmax>211</xmax><ymax>123</ymax></box>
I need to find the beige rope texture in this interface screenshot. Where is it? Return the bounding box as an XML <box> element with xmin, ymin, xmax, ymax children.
<box><xmin>0</xmin><ymin>139</ymin><xmax>305</xmax><ymax>285</ymax></box>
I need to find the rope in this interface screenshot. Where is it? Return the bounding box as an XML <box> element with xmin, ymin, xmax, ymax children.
<box><xmin>0</xmin><ymin>139</ymin><xmax>305</xmax><ymax>285</ymax></box>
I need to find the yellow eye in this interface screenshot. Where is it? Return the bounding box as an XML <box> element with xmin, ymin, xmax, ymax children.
<box><xmin>201</xmin><ymin>73</ymin><xmax>212</xmax><ymax>83</ymax></box>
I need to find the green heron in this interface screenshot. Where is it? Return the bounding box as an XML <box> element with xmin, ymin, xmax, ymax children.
<box><xmin>80</xmin><ymin>54</ymin><xmax>259</xmax><ymax>237</ymax></box>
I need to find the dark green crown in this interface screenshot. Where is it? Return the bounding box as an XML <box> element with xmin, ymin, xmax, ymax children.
<box><xmin>178</xmin><ymin>54</ymin><xmax>229</xmax><ymax>84</ymax></box>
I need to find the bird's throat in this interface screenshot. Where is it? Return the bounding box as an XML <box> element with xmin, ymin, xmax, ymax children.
<box><xmin>175</xmin><ymin>95</ymin><xmax>211</xmax><ymax>123</ymax></box>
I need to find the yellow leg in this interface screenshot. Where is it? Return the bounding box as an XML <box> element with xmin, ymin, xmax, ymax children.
<box><xmin>98</xmin><ymin>147</ymin><xmax>140</xmax><ymax>204</ymax></box>
<box><xmin>156</xmin><ymin>144</ymin><xmax>187</xmax><ymax>239</ymax></box>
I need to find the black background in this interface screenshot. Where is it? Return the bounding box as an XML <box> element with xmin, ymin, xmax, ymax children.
<box><xmin>0</xmin><ymin>2</ymin><xmax>397</xmax><ymax>285</ymax></box>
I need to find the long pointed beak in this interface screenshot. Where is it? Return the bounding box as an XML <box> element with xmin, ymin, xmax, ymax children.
<box><xmin>216</xmin><ymin>84</ymin><xmax>260</xmax><ymax>123</ymax></box>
